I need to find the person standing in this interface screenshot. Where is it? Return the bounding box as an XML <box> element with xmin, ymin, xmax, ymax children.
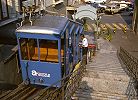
<box><xmin>80</xmin><ymin>34</ymin><xmax>88</xmax><ymax>64</ymax></box>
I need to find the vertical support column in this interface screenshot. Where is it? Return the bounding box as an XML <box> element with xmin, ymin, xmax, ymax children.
<box><xmin>15</xmin><ymin>0</ymin><xmax>21</xmax><ymax>17</ymax></box>
<box><xmin>61</xmin><ymin>85</ymin><xmax>65</xmax><ymax>100</ymax></box>
<box><xmin>132</xmin><ymin>1</ymin><xmax>138</xmax><ymax>34</ymax></box>
<box><xmin>7</xmin><ymin>0</ymin><xmax>21</xmax><ymax>18</ymax></box>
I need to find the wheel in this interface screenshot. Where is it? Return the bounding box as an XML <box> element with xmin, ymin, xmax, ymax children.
<box><xmin>24</xmin><ymin>79</ymin><xmax>30</xmax><ymax>85</ymax></box>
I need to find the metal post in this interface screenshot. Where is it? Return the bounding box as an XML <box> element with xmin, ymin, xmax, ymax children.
<box><xmin>132</xmin><ymin>3</ymin><xmax>138</xmax><ymax>33</ymax></box>
<box><xmin>124</xmin><ymin>25</ymin><xmax>127</xmax><ymax>33</ymax></box>
<box><xmin>66</xmin><ymin>7</ymin><xmax>67</xmax><ymax>17</ymax></box>
<box><xmin>67</xmin><ymin>0</ymin><xmax>68</xmax><ymax>6</ymax></box>
<box><xmin>61</xmin><ymin>85</ymin><xmax>65</xmax><ymax>100</ymax></box>
<box><xmin>95</xmin><ymin>19</ymin><xmax>98</xmax><ymax>50</ymax></box>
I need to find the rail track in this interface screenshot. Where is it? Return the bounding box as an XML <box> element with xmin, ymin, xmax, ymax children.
<box><xmin>0</xmin><ymin>59</ymin><xmax>86</xmax><ymax>100</ymax></box>
<box><xmin>0</xmin><ymin>83</ymin><xmax>54</xmax><ymax>100</ymax></box>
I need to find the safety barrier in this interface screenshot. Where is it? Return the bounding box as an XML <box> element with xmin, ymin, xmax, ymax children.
<box><xmin>119</xmin><ymin>47</ymin><xmax>138</xmax><ymax>80</ymax></box>
<box><xmin>119</xmin><ymin>47</ymin><xmax>138</xmax><ymax>99</ymax></box>
<box><xmin>123</xmin><ymin>25</ymin><xmax>127</xmax><ymax>33</ymax></box>
<box><xmin>35</xmin><ymin>56</ymin><xmax>87</xmax><ymax>100</ymax></box>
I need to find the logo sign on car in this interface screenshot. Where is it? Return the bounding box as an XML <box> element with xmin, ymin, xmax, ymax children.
<box><xmin>32</xmin><ymin>70</ymin><xmax>50</xmax><ymax>78</ymax></box>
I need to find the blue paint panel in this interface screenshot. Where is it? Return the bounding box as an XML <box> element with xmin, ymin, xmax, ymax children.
<box><xmin>61</xmin><ymin>21</ymin><xmax>70</xmax><ymax>36</ymax></box>
<box><xmin>22</xmin><ymin>61</ymin><xmax>61</xmax><ymax>87</ymax></box>
<box><xmin>69</xmin><ymin>24</ymin><xmax>75</xmax><ymax>34</ymax></box>
<box><xmin>20</xmin><ymin>61</ymin><xmax>28</xmax><ymax>81</ymax></box>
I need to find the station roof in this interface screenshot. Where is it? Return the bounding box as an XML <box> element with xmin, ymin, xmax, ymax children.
<box><xmin>16</xmin><ymin>15</ymin><xmax>68</xmax><ymax>35</ymax></box>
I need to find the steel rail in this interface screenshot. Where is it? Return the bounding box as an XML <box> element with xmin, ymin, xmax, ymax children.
<box><xmin>0</xmin><ymin>57</ymin><xmax>86</xmax><ymax>100</ymax></box>
<box><xmin>10</xmin><ymin>87</ymin><xmax>33</xmax><ymax>100</ymax></box>
<box><xmin>0</xmin><ymin>84</ymin><xmax>26</xmax><ymax>100</ymax></box>
<box><xmin>19</xmin><ymin>88</ymin><xmax>40</xmax><ymax>100</ymax></box>
<box><xmin>0</xmin><ymin>84</ymin><xmax>42</xmax><ymax>100</ymax></box>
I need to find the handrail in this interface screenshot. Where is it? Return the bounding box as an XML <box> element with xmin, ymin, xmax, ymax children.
<box><xmin>119</xmin><ymin>47</ymin><xmax>138</xmax><ymax>99</ymax></box>
<box><xmin>119</xmin><ymin>47</ymin><xmax>138</xmax><ymax>80</ymax></box>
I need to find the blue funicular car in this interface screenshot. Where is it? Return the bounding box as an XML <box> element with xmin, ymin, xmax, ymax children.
<box><xmin>16</xmin><ymin>15</ymin><xmax>83</xmax><ymax>87</ymax></box>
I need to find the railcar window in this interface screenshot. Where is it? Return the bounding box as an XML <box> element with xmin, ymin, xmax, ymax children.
<box><xmin>19</xmin><ymin>38</ymin><xmax>38</xmax><ymax>61</ymax></box>
<box><xmin>39</xmin><ymin>39</ymin><xmax>59</xmax><ymax>63</ymax></box>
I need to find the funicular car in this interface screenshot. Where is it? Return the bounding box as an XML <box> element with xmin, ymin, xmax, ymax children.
<box><xmin>16</xmin><ymin>15</ymin><xmax>83</xmax><ymax>87</ymax></box>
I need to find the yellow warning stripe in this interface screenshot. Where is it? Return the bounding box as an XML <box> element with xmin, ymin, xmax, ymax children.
<box><xmin>73</xmin><ymin>62</ymin><xmax>81</xmax><ymax>72</ymax></box>
<box><xmin>90</xmin><ymin>23</ymin><xmax>128</xmax><ymax>30</ymax></box>
<box><xmin>112</xmin><ymin>23</ymin><xmax>122</xmax><ymax>30</ymax></box>
<box><xmin>91</xmin><ymin>24</ymin><xmax>97</xmax><ymax>30</ymax></box>
<box><xmin>87</xmin><ymin>24</ymin><xmax>92</xmax><ymax>31</ymax></box>
<box><xmin>100</xmin><ymin>24</ymin><xmax>107</xmax><ymax>30</ymax></box>
<box><xmin>118</xmin><ymin>23</ymin><xmax>129</xmax><ymax>30</ymax></box>
<box><xmin>105</xmin><ymin>23</ymin><xmax>114</xmax><ymax>30</ymax></box>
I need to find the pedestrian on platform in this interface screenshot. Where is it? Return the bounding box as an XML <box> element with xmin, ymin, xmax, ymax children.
<box><xmin>80</xmin><ymin>34</ymin><xmax>88</xmax><ymax>64</ymax></box>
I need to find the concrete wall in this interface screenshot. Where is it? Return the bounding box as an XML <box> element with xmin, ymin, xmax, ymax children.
<box><xmin>22</xmin><ymin>0</ymin><xmax>64</xmax><ymax>9</ymax></box>
<box><xmin>0</xmin><ymin>54</ymin><xmax>22</xmax><ymax>85</ymax></box>
<box><xmin>0</xmin><ymin>45</ymin><xmax>22</xmax><ymax>86</ymax></box>
<box><xmin>44</xmin><ymin>0</ymin><xmax>64</xmax><ymax>8</ymax></box>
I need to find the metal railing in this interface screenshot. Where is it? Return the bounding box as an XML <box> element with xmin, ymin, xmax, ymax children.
<box><xmin>126</xmin><ymin>78</ymin><xmax>138</xmax><ymax>100</ymax></box>
<box><xmin>34</xmin><ymin>57</ymin><xmax>87</xmax><ymax>100</ymax></box>
<box><xmin>119</xmin><ymin>47</ymin><xmax>138</xmax><ymax>99</ymax></box>
<box><xmin>119</xmin><ymin>47</ymin><xmax>138</xmax><ymax>80</ymax></box>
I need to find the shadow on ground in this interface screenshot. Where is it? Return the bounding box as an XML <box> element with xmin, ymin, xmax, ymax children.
<box><xmin>75</xmin><ymin>81</ymin><xmax>93</xmax><ymax>99</ymax></box>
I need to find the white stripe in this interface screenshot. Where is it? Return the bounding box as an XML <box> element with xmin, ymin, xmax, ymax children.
<box><xmin>91</xmin><ymin>24</ymin><xmax>97</xmax><ymax>30</ymax></box>
<box><xmin>118</xmin><ymin>23</ymin><xmax>129</xmax><ymax>30</ymax></box>
<box><xmin>105</xmin><ymin>23</ymin><xmax>114</xmax><ymax>29</ymax></box>
<box><xmin>87</xmin><ymin>24</ymin><xmax>92</xmax><ymax>31</ymax></box>
<box><xmin>112</xmin><ymin>23</ymin><xmax>122</xmax><ymax>30</ymax></box>
<box><xmin>100</xmin><ymin>24</ymin><xmax>107</xmax><ymax>30</ymax></box>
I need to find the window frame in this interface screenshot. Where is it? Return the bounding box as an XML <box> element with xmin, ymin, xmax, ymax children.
<box><xmin>38</xmin><ymin>39</ymin><xmax>59</xmax><ymax>63</ymax></box>
<box><xmin>19</xmin><ymin>37</ymin><xmax>60</xmax><ymax>63</ymax></box>
<box><xmin>19</xmin><ymin>38</ymin><xmax>39</xmax><ymax>61</ymax></box>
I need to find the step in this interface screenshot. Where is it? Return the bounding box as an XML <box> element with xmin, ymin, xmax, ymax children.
<box><xmin>87</xmin><ymin>56</ymin><xmax>122</xmax><ymax>68</ymax></box>
<box><xmin>73</xmin><ymin>90</ymin><xmax>128</xmax><ymax>100</ymax></box>
<box><xmin>87</xmin><ymin>70</ymin><xmax>127</xmax><ymax>77</ymax></box>
<box><xmin>90</xmin><ymin>53</ymin><xmax>118</xmax><ymax>61</ymax></box>
<box><xmin>81</xmin><ymin>77</ymin><xmax>130</xmax><ymax>95</ymax></box>
<box><xmin>85</xmin><ymin>70</ymin><xmax>130</xmax><ymax>82</ymax></box>
<box><xmin>87</xmin><ymin>63</ymin><xmax>124</xmax><ymax>68</ymax></box>
<box><xmin>86</xmin><ymin>66</ymin><xmax>126</xmax><ymax>74</ymax></box>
